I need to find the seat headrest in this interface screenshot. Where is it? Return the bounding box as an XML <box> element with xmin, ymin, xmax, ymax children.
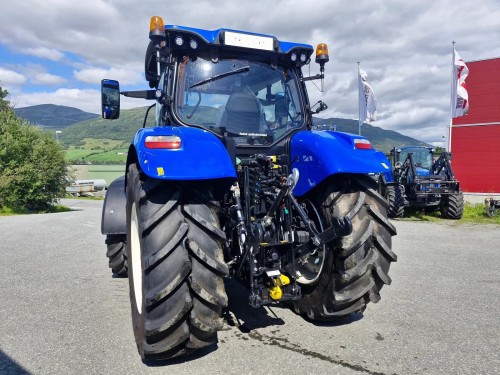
<box><xmin>226</xmin><ymin>92</ymin><xmax>260</xmax><ymax>113</ymax></box>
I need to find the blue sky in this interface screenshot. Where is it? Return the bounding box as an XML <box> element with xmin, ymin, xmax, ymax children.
<box><xmin>1</xmin><ymin>0</ymin><xmax>499</xmax><ymax>146</ymax></box>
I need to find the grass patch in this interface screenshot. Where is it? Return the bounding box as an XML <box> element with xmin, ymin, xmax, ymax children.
<box><xmin>0</xmin><ymin>206</ymin><xmax>18</xmax><ymax>216</ymax></box>
<box><xmin>65</xmin><ymin>194</ymin><xmax>105</xmax><ymax>200</ymax></box>
<box><xmin>85</xmin><ymin>149</ymin><xmax>128</xmax><ymax>163</ymax></box>
<box><xmin>48</xmin><ymin>205</ymin><xmax>73</xmax><ymax>213</ymax></box>
<box><xmin>461</xmin><ymin>203</ymin><xmax>500</xmax><ymax>224</ymax></box>
<box><xmin>0</xmin><ymin>204</ymin><xmax>72</xmax><ymax>215</ymax></box>
<box><xmin>397</xmin><ymin>203</ymin><xmax>500</xmax><ymax>225</ymax></box>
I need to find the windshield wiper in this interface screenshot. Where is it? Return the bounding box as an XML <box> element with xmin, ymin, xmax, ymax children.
<box><xmin>189</xmin><ymin>66</ymin><xmax>250</xmax><ymax>89</ymax></box>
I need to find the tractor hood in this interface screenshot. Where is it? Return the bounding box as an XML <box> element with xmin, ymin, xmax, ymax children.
<box><xmin>415</xmin><ymin>167</ymin><xmax>432</xmax><ymax>177</ymax></box>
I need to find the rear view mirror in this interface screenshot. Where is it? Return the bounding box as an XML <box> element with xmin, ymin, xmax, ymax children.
<box><xmin>101</xmin><ymin>79</ymin><xmax>120</xmax><ymax>119</ymax></box>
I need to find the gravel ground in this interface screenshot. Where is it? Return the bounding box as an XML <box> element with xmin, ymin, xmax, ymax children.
<box><xmin>0</xmin><ymin>199</ymin><xmax>498</xmax><ymax>375</ymax></box>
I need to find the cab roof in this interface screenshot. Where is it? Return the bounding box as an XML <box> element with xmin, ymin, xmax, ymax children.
<box><xmin>164</xmin><ymin>24</ymin><xmax>314</xmax><ymax>63</ymax></box>
<box><xmin>397</xmin><ymin>146</ymin><xmax>433</xmax><ymax>151</ymax></box>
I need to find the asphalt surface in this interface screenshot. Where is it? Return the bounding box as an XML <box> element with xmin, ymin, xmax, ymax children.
<box><xmin>0</xmin><ymin>199</ymin><xmax>499</xmax><ymax>375</ymax></box>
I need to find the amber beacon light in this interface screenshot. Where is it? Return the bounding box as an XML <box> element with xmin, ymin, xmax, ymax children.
<box><xmin>149</xmin><ymin>16</ymin><xmax>166</xmax><ymax>40</ymax></box>
<box><xmin>315</xmin><ymin>43</ymin><xmax>329</xmax><ymax>65</ymax></box>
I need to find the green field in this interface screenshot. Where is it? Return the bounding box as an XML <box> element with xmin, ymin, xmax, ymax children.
<box><xmin>65</xmin><ymin>137</ymin><xmax>128</xmax><ymax>164</ymax></box>
<box><xmin>70</xmin><ymin>164</ymin><xmax>125</xmax><ymax>186</ymax></box>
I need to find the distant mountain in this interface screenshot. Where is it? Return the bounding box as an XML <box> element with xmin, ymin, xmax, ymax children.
<box><xmin>14</xmin><ymin>104</ymin><xmax>99</xmax><ymax>129</ymax></box>
<box><xmin>57</xmin><ymin>106</ymin><xmax>428</xmax><ymax>153</ymax></box>
<box><xmin>58</xmin><ymin>107</ymin><xmax>156</xmax><ymax>147</ymax></box>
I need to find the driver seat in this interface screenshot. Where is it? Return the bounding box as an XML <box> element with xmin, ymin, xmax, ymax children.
<box><xmin>219</xmin><ymin>92</ymin><xmax>263</xmax><ymax>134</ymax></box>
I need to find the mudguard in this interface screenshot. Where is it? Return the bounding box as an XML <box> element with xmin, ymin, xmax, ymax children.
<box><xmin>102</xmin><ymin>127</ymin><xmax>236</xmax><ymax>235</ymax></box>
<box><xmin>291</xmin><ymin>130</ymin><xmax>393</xmax><ymax>196</ymax></box>
<box><xmin>101</xmin><ymin>175</ymin><xmax>126</xmax><ymax>235</ymax></box>
<box><xmin>133</xmin><ymin>126</ymin><xmax>237</xmax><ymax>180</ymax></box>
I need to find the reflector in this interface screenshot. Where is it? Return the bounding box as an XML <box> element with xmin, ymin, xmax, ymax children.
<box><xmin>354</xmin><ymin>138</ymin><xmax>372</xmax><ymax>150</ymax></box>
<box><xmin>145</xmin><ymin>135</ymin><xmax>182</xmax><ymax>149</ymax></box>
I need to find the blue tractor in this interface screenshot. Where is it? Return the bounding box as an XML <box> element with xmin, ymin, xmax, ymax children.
<box><xmin>382</xmin><ymin>146</ymin><xmax>464</xmax><ymax>219</ymax></box>
<box><xmin>101</xmin><ymin>16</ymin><xmax>397</xmax><ymax>360</ymax></box>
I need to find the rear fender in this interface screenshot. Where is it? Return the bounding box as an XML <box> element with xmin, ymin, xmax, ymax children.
<box><xmin>133</xmin><ymin>126</ymin><xmax>237</xmax><ymax>181</ymax></box>
<box><xmin>291</xmin><ymin>130</ymin><xmax>392</xmax><ymax>196</ymax></box>
<box><xmin>101</xmin><ymin>175</ymin><xmax>126</xmax><ymax>235</ymax></box>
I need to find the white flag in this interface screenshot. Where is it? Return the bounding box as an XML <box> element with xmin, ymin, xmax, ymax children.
<box><xmin>451</xmin><ymin>48</ymin><xmax>469</xmax><ymax>118</ymax></box>
<box><xmin>358</xmin><ymin>67</ymin><xmax>378</xmax><ymax>123</ymax></box>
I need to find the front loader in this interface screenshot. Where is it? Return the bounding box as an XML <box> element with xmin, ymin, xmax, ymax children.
<box><xmin>382</xmin><ymin>146</ymin><xmax>464</xmax><ymax>219</ymax></box>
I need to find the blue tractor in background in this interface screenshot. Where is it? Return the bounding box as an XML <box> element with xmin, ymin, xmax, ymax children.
<box><xmin>100</xmin><ymin>16</ymin><xmax>397</xmax><ymax>361</ymax></box>
<box><xmin>382</xmin><ymin>146</ymin><xmax>464</xmax><ymax>219</ymax></box>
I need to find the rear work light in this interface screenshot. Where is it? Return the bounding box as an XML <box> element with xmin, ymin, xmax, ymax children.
<box><xmin>354</xmin><ymin>138</ymin><xmax>372</xmax><ymax>150</ymax></box>
<box><xmin>145</xmin><ymin>135</ymin><xmax>182</xmax><ymax>149</ymax></box>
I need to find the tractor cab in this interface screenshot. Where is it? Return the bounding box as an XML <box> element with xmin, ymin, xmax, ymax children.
<box><xmin>392</xmin><ymin>146</ymin><xmax>434</xmax><ymax>179</ymax></box>
<box><xmin>103</xmin><ymin>16</ymin><xmax>329</xmax><ymax>151</ymax></box>
<box><xmin>397</xmin><ymin>147</ymin><xmax>433</xmax><ymax>170</ymax></box>
<box><xmin>174</xmin><ymin>54</ymin><xmax>304</xmax><ymax>146</ymax></box>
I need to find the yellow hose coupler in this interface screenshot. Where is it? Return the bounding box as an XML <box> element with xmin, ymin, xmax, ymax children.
<box><xmin>268</xmin><ymin>274</ymin><xmax>291</xmax><ymax>301</ymax></box>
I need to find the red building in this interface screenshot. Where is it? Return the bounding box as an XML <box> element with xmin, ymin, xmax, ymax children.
<box><xmin>451</xmin><ymin>57</ymin><xmax>500</xmax><ymax>193</ymax></box>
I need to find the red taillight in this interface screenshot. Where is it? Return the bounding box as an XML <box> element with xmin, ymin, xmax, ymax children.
<box><xmin>145</xmin><ymin>135</ymin><xmax>181</xmax><ymax>149</ymax></box>
<box><xmin>354</xmin><ymin>138</ymin><xmax>372</xmax><ymax>150</ymax></box>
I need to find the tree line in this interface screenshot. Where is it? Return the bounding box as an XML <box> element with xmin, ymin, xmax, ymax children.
<box><xmin>0</xmin><ymin>82</ymin><xmax>69</xmax><ymax>212</ymax></box>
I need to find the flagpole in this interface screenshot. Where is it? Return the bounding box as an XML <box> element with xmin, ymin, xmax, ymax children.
<box><xmin>449</xmin><ymin>41</ymin><xmax>455</xmax><ymax>152</ymax></box>
<box><xmin>358</xmin><ymin>61</ymin><xmax>362</xmax><ymax>135</ymax></box>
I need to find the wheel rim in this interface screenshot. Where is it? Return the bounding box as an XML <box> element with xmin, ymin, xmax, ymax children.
<box><xmin>296</xmin><ymin>199</ymin><xmax>326</xmax><ymax>285</ymax></box>
<box><xmin>130</xmin><ymin>202</ymin><xmax>143</xmax><ymax>314</ymax></box>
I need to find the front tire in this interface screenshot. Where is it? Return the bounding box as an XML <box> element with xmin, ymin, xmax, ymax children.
<box><xmin>292</xmin><ymin>176</ymin><xmax>397</xmax><ymax>320</ymax></box>
<box><xmin>385</xmin><ymin>185</ymin><xmax>405</xmax><ymax>218</ymax></box>
<box><xmin>126</xmin><ymin>164</ymin><xmax>228</xmax><ymax>360</ymax></box>
<box><xmin>440</xmin><ymin>191</ymin><xmax>464</xmax><ymax>219</ymax></box>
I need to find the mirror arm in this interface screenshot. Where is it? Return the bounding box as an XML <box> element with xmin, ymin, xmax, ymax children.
<box><xmin>121</xmin><ymin>90</ymin><xmax>156</xmax><ymax>99</ymax></box>
<box><xmin>302</xmin><ymin>73</ymin><xmax>324</xmax><ymax>82</ymax></box>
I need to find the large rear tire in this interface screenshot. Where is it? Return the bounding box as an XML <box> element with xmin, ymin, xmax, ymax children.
<box><xmin>105</xmin><ymin>234</ymin><xmax>128</xmax><ymax>277</ymax></box>
<box><xmin>440</xmin><ymin>191</ymin><xmax>464</xmax><ymax>219</ymax></box>
<box><xmin>292</xmin><ymin>175</ymin><xmax>397</xmax><ymax>320</ymax></box>
<box><xmin>385</xmin><ymin>185</ymin><xmax>405</xmax><ymax>218</ymax></box>
<box><xmin>126</xmin><ymin>164</ymin><xmax>228</xmax><ymax>360</ymax></box>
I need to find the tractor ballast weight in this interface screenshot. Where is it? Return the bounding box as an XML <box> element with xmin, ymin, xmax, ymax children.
<box><xmin>100</xmin><ymin>16</ymin><xmax>397</xmax><ymax>361</ymax></box>
<box><xmin>382</xmin><ymin>146</ymin><xmax>464</xmax><ymax>219</ymax></box>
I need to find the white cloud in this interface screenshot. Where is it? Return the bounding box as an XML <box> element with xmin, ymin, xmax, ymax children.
<box><xmin>1</xmin><ymin>0</ymin><xmax>500</xmax><ymax>144</ymax></box>
<box><xmin>0</xmin><ymin>67</ymin><xmax>27</xmax><ymax>86</ymax></box>
<box><xmin>23</xmin><ymin>47</ymin><xmax>65</xmax><ymax>61</ymax></box>
<box><xmin>31</xmin><ymin>72</ymin><xmax>66</xmax><ymax>85</ymax></box>
<box><xmin>74</xmin><ymin>66</ymin><xmax>143</xmax><ymax>85</ymax></box>
<box><xmin>1</xmin><ymin>64</ymin><xmax>66</xmax><ymax>87</ymax></box>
